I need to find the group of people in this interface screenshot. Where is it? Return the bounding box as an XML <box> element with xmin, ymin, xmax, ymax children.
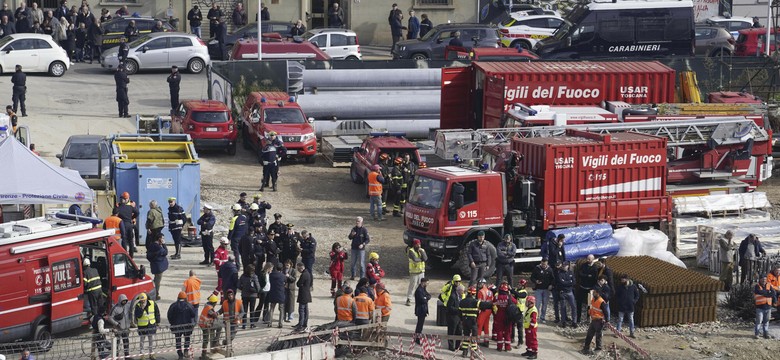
<box><xmin>388</xmin><ymin>3</ymin><xmax>433</xmax><ymax>51</ymax></box>
<box><xmin>365</xmin><ymin>152</ymin><xmax>418</xmax><ymax>220</ymax></box>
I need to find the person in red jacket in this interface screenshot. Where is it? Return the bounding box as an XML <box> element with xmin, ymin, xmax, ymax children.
<box><xmin>366</xmin><ymin>252</ymin><xmax>386</xmax><ymax>293</ymax></box>
<box><xmin>329</xmin><ymin>242</ymin><xmax>348</xmax><ymax>297</ymax></box>
<box><xmin>214</xmin><ymin>237</ymin><xmax>230</xmax><ymax>291</ymax></box>
<box><xmin>493</xmin><ymin>281</ymin><xmax>517</xmax><ymax>351</ymax></box>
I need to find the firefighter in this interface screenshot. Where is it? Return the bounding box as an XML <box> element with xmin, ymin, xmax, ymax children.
<box><xmin>400</xmin><ymin>153</ymin><xmax>418</xmax><ymax>197</ymax></box>
<box><xmin>511</xmin><ymin>279</ymin><xmax>529</xmax><ymax>347</ymax></box>
<box><xmin>522</xmin><ymin>296</ymin><xmax>539</xmax><ymax>359</ymax></box>
<box><xmin>259</xmin><ymin>131</ymin><xmax>285</xmax><ymax>192</ymax></box>
<box><xmin>168</xmin><ymin>197</ymin><xmax>186</xmax><ymax>260</ymax></box>
<box><xmin>82</xmin><ymin>258</ymin><xmax>103</xmax><ymax>317</ymax></box>
<box><xmin>198</xmin><ymin>294</ymin><xmax>221</xmax><ymax>359</ymax></box>
<box><xmin>228</xmin><ymin>204</ymin><xmax>248</xmax><ymax>269</ymax></box>
<box><xmin>378</xmin><ymin>153</ymin><xmax>392</xmax><ymax>215</ymax></box>
<box><xmin>476</xmin><ymin>278</ymin><xmax>493</xmax><ymax>347</ymax></box>
<box><xmin>459</xmin><ymin>286</ymin><xmax>480</xmax><ymax>357</ymax></box>
<box><xmin>197</xmin><ymin>204</ymin><xmax>216</xmax><ymax>265</ymax></box>
<box><xmin>390</xmin><ymin>157</ymin><xmax>405</xmax><ymax>216</ymax></box>
<box><xmin>493</xmin><ymin>281</ymin><xmax>517</xmax><ymax>351</ymax></box>
<box><xmin>366</xmin><ymin>252</ymin><xmax>385</xmax><ymax>292</ymax></box>
<box><xmin>215</xmin><ymin>237</ymin><xmax>231</xmax><ymax>291</ymax></box>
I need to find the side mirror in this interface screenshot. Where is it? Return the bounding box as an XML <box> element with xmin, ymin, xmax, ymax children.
<box><xmin>4</xmin><ymin>47</ymin><xmax>11</xmax><ymax>53</ymax></box>
<box><xmin>141</xmin><ymin>46</ymin><xmax>148</xmax><ymax>53</ymax></box>
<box><xmin>307</xmin><ymin>117</ymin><xmax>314</xmax><ymax>124</ymax></box>
<box><xmin>436</xmin><ymin>38</ymin><xmax>444</xmax><ymax>44</ymax></box>
<box><xmin>311</xmin><ymin>41</ymin><xmax>319</xmax><ymax>47</ymax></box>
<box><xmin>56</xmin><ymin>153</ymin><xmax>62</xmax><ymax>160</ymax></box>
<box><xmin>250</xmin><ymin>113</ymin><xmax>260</xmax><ymax>123</ymax></box>
<box><xmin>138</xmin><ymin>264</ymin><xmax>146</xmax><ymax>279</ymax></box>
<box><xmin>566</xmin><ymin>37</ymin><xmax>572</xmax><ymax>47</ymax></box>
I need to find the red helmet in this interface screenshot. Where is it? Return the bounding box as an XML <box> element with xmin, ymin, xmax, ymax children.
<box><xmin>379</xmin><ymin>153</ymin><xmax>389</xmax><ymax>160</ymax></box>
<box><xmin>499</xmin><ymin>283</ymin><xmax>509</xmax><ymax>292</ymax></box>
<box><xmin>394</xmin><ymin>157</ymin><xmax>403</xmax><ymax>165</ymax></box>
<box><xmin>518</xmin><ymin>279</ymin><xmax>528</xmax><ymax>287</ymax></box>
<box><xmin>526</xmin><ymin>296</ymin><xmax>536</xmax><ymax>304</ymax></box>
<box><xmin>467</xmin><ymin>286</ymin><xmax>477</xmax><ymax>294</ymax></box>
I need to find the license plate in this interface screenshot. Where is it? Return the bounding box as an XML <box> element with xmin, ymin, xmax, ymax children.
<box><xmin>205</xmin><ymin>127</ymin><xmax>218</xmax><ymax>132</ymax></box>
<box><xmin>287</xmin><ymin>150</ymin><xmax>298</xmax><ymax>155</ymax></box>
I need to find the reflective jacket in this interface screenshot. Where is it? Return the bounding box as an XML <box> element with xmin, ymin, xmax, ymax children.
<box><xmin>104</xmin><ymin>215</ymin><xmax>122</xmax><ymax>235</ymax></box>
<box><xmin>135</xmin><ymin>300</ymin><xmax>160</xmax><ymax>327</ymax></box>
<box><xmin>755</xmin><ymin>283</ymin><xmax>775</xmax><ymax>308</ymax></box>
<box><xmin>336</xmin><ymin>294</ymin><xmax>356</xmax><ymax>321</ymax></box>
<box><xmin>198</xmin><ymin>304</ymin><xmax>218</xmax><ymax>329</ymax></box>
<box><xmin>524</xmin><ymin>306</ymin><xmax>538</xmax><ymax>329</ymax></box>
<box><xmin>354</xmin><ymin>293</ymin><xmax>375</xmax><ymax>320</ymax></box>
<box><xmin>220</xmin><ymin>299</ymin><xmax>244</xmax><ymax>324</ymax></box>
<box><xmin>407</xmin><ymin>247</ymin><xmax>427</xmax><ymax>274</ymax></box>
<box><xmin>83</xmin><ymin>266</ymin><xmax>102</xmax><ymax>293</ymax></box>
<box><xmin>367</xmin><ymin>171</ymin><xmax>383</xmax><ymax>196</ymax></box>
<box><xmin>589</xmin><ymin>297</ymin><xmax>606</xmax><ymax>320</ymax></box>
<box><xmin>183</xmin><ymin>276</ymin><xmax>202</xmax><ymax>306</ymax></box>
<box><xmin>375</xmin><ymin>289</ymin><xmax>392</xmax><ymax>317</ymax></box>
<box><xmin>458</xmin><ymin>295</ymin><xmax>480</xmax><ymax>319</ymax></box>
<box><xmin>168</xmin><ymin>204</ymin><xmax>186</xmax><ymax>231</ymax></box>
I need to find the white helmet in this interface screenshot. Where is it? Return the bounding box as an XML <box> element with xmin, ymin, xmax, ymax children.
<box><xmin>83</xmin><ymin>258</ymin><xmax>91</xmax><ymax>267</ymax></box>
<box><xmin>250</xmin><ymin>203</ymin><xmax>259</xmax><ymax>211</ymax></box>
<box><xmin>220</xmin><ymin>237</ymin><xmax>230</xmax><ymax>245</ymax></box>
<box><xmin>232</xmin><ymin>204</ymin><xmax>242</xmax><ymax>211</ymax></box>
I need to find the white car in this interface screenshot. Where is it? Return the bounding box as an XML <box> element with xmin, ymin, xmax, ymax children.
<box><xmin>705</xmin><ymin>16</ymin><xmax>753</xmax><ymax>38</ymax></box>
<box><xmin>0</xmin><ymin>33</ymin><xmax>69</xmax><ymax>76</ymax></box>
<box><xmin>101</xmin><ymin>32</ymin><xmax>210</xmax><ymax>75</ymax></box>
<box><xmin>303</xmin><ymin>28</ymin><xmax>362</xmax><ymax>60</ymax></box>
<box><xmin>498</xmin><ymin>14</ymin><xmax>565</xmax><ymax>49</ymax></box>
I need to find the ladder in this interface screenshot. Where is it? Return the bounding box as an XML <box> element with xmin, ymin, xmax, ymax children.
<box><xmin>435</xmin><ymin>117</ymin><xmax>770</xmax><ymax>162</ymax></box>
<box><xmin>0</xmin><ymin>215</ymin><xmax>95</xmax><ymax>246</ymax></box>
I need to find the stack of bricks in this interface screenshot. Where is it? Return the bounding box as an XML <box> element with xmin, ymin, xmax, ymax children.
<box><xmin>608</xmin><ymin>256</ymin><xmax>721</xmax><ymax>327</ymax></box>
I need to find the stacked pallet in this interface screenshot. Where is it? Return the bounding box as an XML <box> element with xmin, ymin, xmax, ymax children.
<box><xmin>608</xmin><ymin>256</ymin><xmax>721</xmax><ymax>327</ymax></box>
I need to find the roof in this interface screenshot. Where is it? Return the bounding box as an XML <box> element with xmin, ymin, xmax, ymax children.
<box><xmin>516</xmin><ymin>132</ymin><xmax>664</xmax><ymax>146</ymax></box>
<box><xmin>182</xmin><ymin>100</ymin><xmax>229</xmax><ymax>111</ymax></box>
<box><xmin>367</xmin><ymin>136</ymin><xmax>417</xmax><ymax>149</ymax></box>
<box><xmin>509</xmin><ymin>14</ymin><xmax>561</xmax><ymax>21</ymax></box>
<box><xmin>305</xmin><ymin>28</ymin><xmax>357</xmax><ymax>35</ymax></box>
<box><xmin>143</xmin><ymin>32</ymin><xmax>199</xmax><ymax>39</ymax></box>
<box><xmin>66</xmin><ymin>134</ymin><xmax>105</xmax><ymax>143</ymax></box>
<box><xmin>474</xmin><ymin>61</ymin><xmax>673</xmax><ymax>75</ymax></box>
<box><xmin>707</xmin><ymin>16</ymin><xmax>752</xmax><ymax>22</ymax></box>
<box><xmin>586</xmin><ymin>0</ymin><xmax>692</xmax><ymax>10</ymax></box>
<box><xmin>422</xmin><ymin>166</ymin><xmax>489</xmax><ymax>178</ymax></box>
<box><xmin>105</xmin><ymin>16</ymin><xmax>164</xmax><ymax>22</ymax></box>
<box><xmin>433</xmin><ymin>23</ymin><xmax>497</xmax><ymax>30</ymax></box>
<box><xmin>7</xmin><ymin>33</ymin><xmax>58</xmax><ymax>40</ymax></box>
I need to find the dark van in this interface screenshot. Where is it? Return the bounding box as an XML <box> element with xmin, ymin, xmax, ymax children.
<box><xmin>534</xmin><ymin>0</ymin><xmax>695</xmax><ymax>59</ymax></box>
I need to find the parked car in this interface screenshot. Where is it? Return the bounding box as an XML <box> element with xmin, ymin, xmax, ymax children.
<box><xmin>303</xmin><ymin>28</ymin><xmax>361</xmax><ymax>60</ymax></box>
<box><xmin>101</xmin><ymin>16</ymin><xmax>174</xmax><ymax>49</ymax></box>
<box><xmin>695</xmin><ymin>25</ymin><xmax>734</xmax><ymax>57</ymax></box>
<box><xmin>101</xmin><ymin>32</ymin><xmax>210</xmax><ymax>74</ymax></box>
<box><xmin>350</xmin><ymin>133</ymin><xmax>425</xmax><ymax>192</ymax></box>
<box><xmin>735</xmin><ymin>27</ymin><xmax>777</xmax><ymax>56</ymax></box>
<box><xmin>56</xmin><ymin>135</ymin><xmax>111</xmax><ymax>180</ymax></box>
<box><xmin>498</xmin><ymin>14</ymin><xmax>564</xmax><ymax>49</ymax></box>
<box><xmin>207</xmin><ymin>21</ymin><xmax>294</xmax><ymax>60</ymax></box>
<box><xmin>229</xmin><ymin>36</ymin><xmax>330</xmax><ymax>60</ymax></box>
<box><xmin>240</xmin><ymin>91</ymin><xmax>317</xmax><ymax>163</ymax></box>
<box><xmin>172</xmin><ymin>100</ymin><xmax>237</xmax><ymax>155</ymax></box>
<box><xmin>444</xmin><ymin>46</ymin><xmax>538</xmax><ymax>61</ymax></box>
<box><xmin>392</xmin><ymin>23</ymin><xmax>500</xmax><ymax>60</ymax></box>
<box><xmin>0</xmin><ymin>34</ymin><xmax>69</xmax><ymax>76</ymax></box>
<box><xmin>705</xmin><ymin>16</ymin><xmax>753</xmax><ymax>38</ymax></box>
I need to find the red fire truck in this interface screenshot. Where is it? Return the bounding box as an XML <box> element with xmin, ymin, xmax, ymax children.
<box><xmin>0</xmin><ymin>215</ymin><xmax>154</xmax><ymax>347</ymax></box>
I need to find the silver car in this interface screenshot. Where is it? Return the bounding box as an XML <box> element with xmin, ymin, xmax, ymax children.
<box><xmin>56</xmin><ymin>135</ymin><xmax>111</xmax><ymax>181</ymax></box>
<box><xmin>101</xmin><ymin>32</ymin><xmax>210</xmax><ymax>75</ymax></box>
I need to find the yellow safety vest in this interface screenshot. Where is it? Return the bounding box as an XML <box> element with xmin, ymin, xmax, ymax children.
<box><xmin>229</xmin><ymin>216</ymin><xmax>238</xmax><ymax>230</ymax></box>
<box><xmin>136</xmin><ymin>301</ymin><xmax>157</xmax><ymax>327</ymax></box>
<box><xmin>524</xmin><ymin>306</ymin><xmax>538</xmax><ymax>329</ymax></box>
<box><xmin>408</xmin><ymin>248</ymin><xmax>425</xmax><ymax>274</ymax></box>
<box><xmin>516</xmin><ymin>289</ymin><xmax>528</xmax><ymax>312</ymax></box>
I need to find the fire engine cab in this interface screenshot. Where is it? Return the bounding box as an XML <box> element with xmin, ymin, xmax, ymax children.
<box><xmin>0</xmin><ymin>215</ymin><xmax>154</xmax><ymax>347</ymax></box>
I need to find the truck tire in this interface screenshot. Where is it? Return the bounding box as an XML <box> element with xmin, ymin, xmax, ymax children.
<box><xmin>33</xmin><ymin>324</ymin><xmax>53</xmax><ymax>351</ymax></box>
<box><xmin>350</xmin><ymin>163</ymin><xmax>364</xmax><ymax>184</ymax></box>
<box><xmin>453</xmin><ymin>238</ymin><xmax>497</xmax><ymax>281</ymax></box>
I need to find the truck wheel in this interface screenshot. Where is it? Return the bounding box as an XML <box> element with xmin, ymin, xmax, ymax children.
<box><xmin>350</xmin><ymin>163</ymin><xmax>364</xmax><ymax>184</ymax></box>
<box><xmin>227</xmin><ymin>142</ymin><xmax>237</xmax><ymax>156</ymax></box>
<box><xmin>33</xmin><ymin>324</ymin><xmax>53</xmax><ymax>351</ymax></box>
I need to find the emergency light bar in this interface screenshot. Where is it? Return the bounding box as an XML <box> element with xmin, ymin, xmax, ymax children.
<box><xmin>11</xmin><ymin>229</ymin><xmax>117</xmax><ymax>255</ymax></box>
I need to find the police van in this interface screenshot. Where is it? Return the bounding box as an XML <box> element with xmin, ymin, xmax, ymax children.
<box><xmin>534</xmin><ymin>0</ymin><xmax>695</xmax><ymax>59</ymax></box>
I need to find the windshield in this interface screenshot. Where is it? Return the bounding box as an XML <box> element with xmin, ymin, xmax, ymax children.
<box><xmin>408</xmin><ymin>176</ymin><xmax>447</xmax><ymax>208</ymax></box>
<box><xmin>0</xmin><ymin>36</ymin><xmax>12</xmax><ymax>49</ymax></box>
<box><xmin>128</xmin><ymin>35</ymin><xmax>151</xmax><ymax>48</ymax></box>
<box><xmin>553</xmin><ymin>5</ymin><xmax>585</xmax><ymax>39</ymax></box>
<box><xmin>420</xmin><ymin>28</ymin><xmax>438</xmax><ymax>41</ymax></box>
<box><xmin>66</xmin><ymin>142</ymin><xmax>109</xmax><ymax>159</ymax></box>
<box><xmin>191</xmin><ymin>111</ymin><xmax>229</xmax><ymax>123</ymax></box>
<box><xmin>264</xmin><ymin>108</ymin><xmax>305</xmax><ymax>124</ymax></box>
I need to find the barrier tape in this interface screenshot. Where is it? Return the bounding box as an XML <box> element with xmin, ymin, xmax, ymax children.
<box><xmin>604</xmin><ymin>322</ymin><xmax>649</xmax><ymax>358</ymax></box>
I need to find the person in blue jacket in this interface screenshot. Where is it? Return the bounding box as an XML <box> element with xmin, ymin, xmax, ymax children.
<box><xmin>147</xmin><ymin>233</ymin><xmax>168</xmax><ymax>301</ymax></box>
<box><xmin>407</xmin><ymin>10</ymin><xmax>419</xmax><ymax>39</ymax></box>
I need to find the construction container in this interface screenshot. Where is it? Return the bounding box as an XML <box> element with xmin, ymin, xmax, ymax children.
<box><xmin>112</xmin><ymin>135</ymin><xmax>200</xmax><ymax>245</ymax></box>
<box><xmin>513</xmin><ymin>131</ymin><xmax>671</xmax><ymax>229</ymax></box>
<box><xmin>607</xmin><ymin>256</ymin><xmax>721</xmax><ymax>327</ymax></box>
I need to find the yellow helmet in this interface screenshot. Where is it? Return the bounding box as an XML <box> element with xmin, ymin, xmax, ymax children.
<box><xmin>452</xmin><ymin>274</ymin><xmax>462</xmax><ymax>282</ymax></box>
<box><xmin>208</xmin><ymin>294</ymin><xmax>219</xmax><ymax>303</ymax></box>
<box><xmin>137</xmin><ymin>293</ymin><xmax>148</xmax><ymax>301</ymax></box>
<box><xmin>369</xmin><ymin>252</ymin><xmax>379</xmax><ymax>261</ymax></box>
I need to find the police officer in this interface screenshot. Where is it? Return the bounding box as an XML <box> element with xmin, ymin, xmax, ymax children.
<box><xmin>299</xmin><ymin>230</ymin><xmax>317</xmax><ymax>280</ymax></box>
<box><xmin>167</xmin><ymin>65</ymin><xmax>180</xmax><ymax>115</ymax></box>
<box><xmin>390</xmin><ymin>157</ymin><xmax>405</xmax><ymax>217</ymax></box>
<box><xmin>378</xmin><ymin>153</ymin><xmax>392</xmax><ymax>215</ymax></box>
<box><xmin>228</xmin><ymin>204</ymin><xmax>248</xmax><ymax>269</ymax></box>
<box><xmin>117</xmin><ymin>36</ymin><xmax>129</xmax><ymax>63</ymax></box>
<box><xmin>10</xmin><ymin>64</ymin><xmax>26</xmax><ymax>116</ymax></box>
<box><xmin>114</xmin><ymin>64</ymin><xmax>129</xmax><ymax>118</ymax></box>
<box><xmin>168</xmin><ymin>197</ymin><xmax>186</xmax><ymax>260</ymax></box>
<box><xmin>260</xmin><ymin>132</ymin><xmax>285</xmax><ymax>192</ymax></box>
<box><xmin>197</xmin><ymin>204</ymin><xmax>216</xmax><ymax>265</ymax></box>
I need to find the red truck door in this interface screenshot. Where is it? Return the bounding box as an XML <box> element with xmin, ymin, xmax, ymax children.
<box><xmin>49</xmin><ymin>251</ymin><xmax>84</xmax><ymax>332</ymax></box>
<box><xmin>109</xmin><ymin>248</ymin><xmax>153</xmax><ymax>304</ymax></box>
<box><xmin>452</xmin><ymin>180</ymin><xmax>482</xmax><ymax>227</ymax></box>
<box><xmin>441</xmin><ymin>67</ymin><xmax>473</xmax><ymax>129</ymax></box>
<box><xmin>482</xmin><ymin>76</ymin><xmax>506</xmax><ymax>129</ymax></box>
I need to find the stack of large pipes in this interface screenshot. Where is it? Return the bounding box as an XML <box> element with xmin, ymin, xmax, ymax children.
<box><xmin>298</xmin><ymin>69</ymin><xmax>441</xmax><ymax>138</ymax></box>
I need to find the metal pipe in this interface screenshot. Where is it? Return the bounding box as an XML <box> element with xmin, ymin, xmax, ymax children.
<box><xmin>303</xmin><ymin>68</ymin><xmax>442</xmax><ymax>88</ymax></box>
<box><xmin>298</xmin><ymin>93</ymin><xmax>440</xmax><ymax>119</ymax></box>
<box><xmin>315</xmin><ymin>119</ymin><xmax>439</xmax><ymax>139</ymax></box>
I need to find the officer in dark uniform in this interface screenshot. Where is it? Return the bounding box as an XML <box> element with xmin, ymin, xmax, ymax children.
<box><xmin>167</xmin><ymin>65</ymin><xmax>181</xmax><ymax>115</ymax></box>
<box><xmin>123</xmin><ymin>19</ymin><xmax>139</xmax><ymax>42</ymax></box>
<box><xmin>390</xmin><ymin>157</ymin><xmax>405</xmax><ymax>216</ymax></box>
<box><xmin>167</xmin><ymin>197</ymin><xmax>186</xmax><ymax>260</ymax></box>
<box><xmin>260</xmin><ymin>132</ymin><xmax>286</xmax><ymax>192</ymax></box>
<box><xmin>268</xmin><ymin>213</ymin><xmax>285</xmax><ymax>238</ymax></box>
<box><xmin>215</xmin><ymin>17</ymin><xmax>227</xmax><ymax>60</ymax></box>
<box><xmin>459</xmin><ymin>286</ymin><xmax>480</xmax><ymax>356</ymax></box>
<box><xmin>378</xmin><ymin>153</ymin><xmax>392</xmax><ymax>215</ymax></box>
<box><xmin>117</xmin><ymin>36</ymin><xmax>129</xmax><ymax>63</ymax></box>
<box><xmin>197</xmin><ymin>204</ymin><xmax>216</xmax><ymax>265</ymax></box>
<box><xmin>114</xmin><ymin>64</ymin><xmax>130</xmax><ymax>118</ymax></box>
<box><xmin>10</xmin><ymin>64</ymin><xmax>26</xmax><ymax>116</ymax></box>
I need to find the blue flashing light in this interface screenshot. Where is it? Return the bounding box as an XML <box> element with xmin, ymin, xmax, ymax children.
<box><xmin>289</xmin><ymin>96</ymin><xmax>296</xmax><ymax>103</ymax></box>
<box><xmin>261</xmin><ymin>97</ymin><xmax>267</xmax><ymax>103</ymax></box>
<box><xmin>480</xmin><ymin>163</ymin><xmax>489</xmax><ymax>171</ymax></box>
<box><xmin>453</xmin><ymin>154</ymin><xmax>461</xmax><ymax>163</ymax></box>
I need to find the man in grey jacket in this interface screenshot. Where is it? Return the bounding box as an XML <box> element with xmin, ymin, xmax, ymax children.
<box><xmin>495</xmin><ymin>234</ymin><xmax>517</xmax><ymax>287</ymax></box>
<box><xmin>468</xmin><ymin>231</ymin><xmax>489</xmax><ymax>286</ymax></box>
<box><xmin>719</xmin><ymin>230</ymin><xmax>736</xmax><ymax>291</ymax></box>
<box><xmin>107</xmin><ymin>294</ymin><xmax>132</xmax><ymax>359</ymax></box>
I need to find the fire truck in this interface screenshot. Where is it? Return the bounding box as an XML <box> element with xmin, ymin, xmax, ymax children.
<box><xmin>0</xmin><ymin>215</ymin><xmax>154</xmax><ymax>347</ymax></box>
<box><xmin>405</xmin><ymin>118</ymin><xmax>772</xmax><ymax>267</ymax></box>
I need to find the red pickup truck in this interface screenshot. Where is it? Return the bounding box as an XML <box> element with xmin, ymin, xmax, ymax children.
<box><xmin>240</xmin><ymin>91</ymin><xmax>317</xmax><ymax>163</ymax></box>
<box><xmin>350</xmin><ymin>133</ymin><xmax>425</xmax><ymax>194</ymax></box>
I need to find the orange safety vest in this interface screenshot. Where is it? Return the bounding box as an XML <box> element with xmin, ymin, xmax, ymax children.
<box><xmin>221</xmin><ymin>299</ymin><xmax>244</xmax><ymax>324</ymax></box>
<box><xmin>104</xmin><ymin>215</ymin><xmax>122</xmax><ymax>235</ymax></box>
<box><xmin>755</xmin><ymin>283</ymin><xmax>774</xmax><ymax>306</ymax></box>
<box><xmin>183</xmin><ymin>276</ymin><xmax>202</xmax><ymax>305</ymax></box>
<box><xmin>336</xmin><ymin>294</ymin><xmax>355</xmax><ymax>321</ymax></box>
<box><xmin>768</xmin><ymin>273</ymin><xmax>780</xmax><ymax>292</ymax></box>
<box><xmin>367</xmin><ymin>171</ymin><xmax>383</xmax><ymax>196</ymax></box>
<box><xmin>354</xmin><ymin>293</ymin><xmax>375</xmax><ymax>320</ymax></box>
<box><xmin>589</xmin><ymin>297</ymin><xmax>605</xmax><ymax>320</ymax></box>
<box><xmin>198</xmin><ymin>304</ymin><xmax>216</xmax><ymax>328</ymax></box>
<box><xmin>375</xmin><ymin>290</ymin><xmax>392</xmax><ymax>317</ymax></box>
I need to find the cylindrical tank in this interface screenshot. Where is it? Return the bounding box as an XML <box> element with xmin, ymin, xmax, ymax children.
<box><xmin>303</xmin><ymin>69</ymin><xmax>442</xmax><ymax>88</ymax></box>
<box><xmin>298</xmin><ymin>93</ymin><xmax>440</xmax><ymax>119</ymax></box>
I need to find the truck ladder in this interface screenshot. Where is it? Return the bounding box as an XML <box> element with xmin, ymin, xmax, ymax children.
<box><xmin>0</xmin><ymin>215</ymin><xmax>96</xmax><ymax>246</ymax></box>
<box><xmin>435</xmin><ymin>117</ymin><xmax>770</xmax><ymax>162</ymax></box>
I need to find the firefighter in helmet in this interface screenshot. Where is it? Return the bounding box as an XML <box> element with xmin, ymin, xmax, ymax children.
<box><xmin>378</xmin><ymin>153</ymin><xmax>392</xmax><ymax>215</ymax></box>
<box><xmin>390</xmin><ymin>157</ymin><xmax>405</xmax><ymax>217</ymax></box>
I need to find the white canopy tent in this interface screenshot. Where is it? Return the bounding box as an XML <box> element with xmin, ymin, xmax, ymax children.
<box><xmin>0</xmin><ymin>136</ymin><xmax>94</xmax><ymax>205</ymax></box>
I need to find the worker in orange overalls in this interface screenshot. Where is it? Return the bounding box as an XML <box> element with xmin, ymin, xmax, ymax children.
<box><xmin>374</xmin><ymin>282</ymin><xmax>392</xmax><ymax>322</ymax></box>
<box><xmin>103</xmin><ymin>207</ymin><xmax>123</xmax><ymax>236</ymax></box>
<box><xmin>476</xmin><ymin>278</ymin><xmax>493</xmax><ymax>347</ymax></box>
<box><xmin>182</xmin><ymin>269</ymin><xmax>202</xmax><ymax>312</ymax></box>
<box><xmin>335</xmin><ymin>286</ymin><xmax>356</xmax><ymax>322</ymax></box>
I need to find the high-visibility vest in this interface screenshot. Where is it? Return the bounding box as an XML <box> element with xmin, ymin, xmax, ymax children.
<box><xmin>589</xmin><ymin>297</ymin><xmax>605</xmax><ymax>320</ymax></box>
<box><xmin>375</xmin><ymin>290</ymin><xmax>392</xmax><ymax>317</ymax></box>
<box><xmin>84</xmin><ymin>267</ymin><xmax>102</xmax><ymax>293</ymax></box>
<box><xmin>524</xmin><ymin>306</ymin><xmax>538</xmax><ymax>329</ymax></box>
<box><xmin>407</xmin><ymin>248</ymin><xmax>425</xmax><ymax>274</ymax></box>
<box><xmin>755</xmin><ymin>284</ymin><xmax>774</xmax><ymax>306</ymax></box>
<box><xmin>136</xmin><ymin>301</ymin><xmax>157</xmax><ymax>327</ymax></box>
<box><xmin>229</xmin><ymin>216</ymin><xmax>238</xmax><ymax>230</ymax></box>
<box><xmin>516</xmin><ymin>288</ymin><xmax>528</xmax><ymax>312</ymax></box>
<box><xmin>336</xmin><ymin>294</ymin><xmax>355</xmax><ymax>321</ymax></box>
<box><xmin>768</xmin><ymin>273</ymin><xmax>780</xmax><ymax>291</ymax></box>
<box><xmin>222</xmin><ymin>299</ymin><xmax>243</xmax><ymax>324</ymax></box>
<box><xmin>198</xmin><ymin>304</ymin><xmax>215</xmax><ymax>329</ymax></box>
<box><xmin>368</xmin><ymin>171</ymin><xmax>383</xmax><ymax>196</ymax></box>
<box><xmin>183</xmin><ymin>276</ymin><xmax>201</xmax><ymax>305</ymax></box>
<box><xmin>104</xmin><ymin>215</ymin><xmax>122</xmax><ymax>235</ymax></box>
<box><xmin>354</xmin><ymin>294</ymin><xmax>375</xmax><ymax>320</ymax></box>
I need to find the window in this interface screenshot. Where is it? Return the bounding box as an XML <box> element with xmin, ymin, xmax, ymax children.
<box><xmin>729</xmin><ymin>21</ymin><xmax>750</xmax><ymax>31</ymax></box>
<box><xmin>695</xmin><ymin>28</ymin><xmax>715</xmax><ymax>39</ymax></box>
<box><xmin>8</xmin><ymin>39</ymin><xmax>35</xmax><ymax>50</ymax></box>
<box><xmin>308</xmin><ymin>34</ymin><xmax>325</xmax><ymax>47</ymax></box>
<box><xmin>33</xmin><ymin>39</ymin><xmax>52</xmax><ymax>49</ymax></box>
<box><xmin>66</xmin><ymin>142</ymin><xmax>110</xmax><ymax>159</ymax></box>
<box><xmin>600</xmin><ymin>17</ymin><xmax>634</xmax><ymax>42</ymax></box>
<box><xmin>191</xmin><ymin>111</ymin><xmax>229</xmax><ymax>123</ymax></box>
<box><xmin>636</xmin><ymin>17</ymin><xmax>668</xmax><ymax>42</ymax></box>
<box><xmin>519</xmin><ymin>18</ymin><xmax>549</xmax><ymax>28</ymax></box>
<box><xmin>104</xmin><ymin>20</ymin><xmax>125</xmax><ymax>33</ymax></box>
<box><xmin>263</xmin><ymin>108</ymin><xmax>305</xmax><ymax>124</ymax></box>
<box><xmin>136</xmin><ymin>20</ymin><xmax>156</xmax><ymax>32</ymax></box>
<box><xmin>461</xmin><ymin>181</ymin><xmax>477</xmax><ymax>205</ymax></box>
<box><xmin>416</xmin><ymin>0</ymin><xmax>452</xmax><ymax>5</ymax></box>
<box><xmin>144</xmin><ymin>38</ymin><xmax>168</xmax><ymax>50</ymax></box>
<box><xmin>271</xmin><ymin>24</ymin><xmax>290</xmax><ymax>33</ymax></box>
<box><xmin>112</xmin><ymin>253</ymin><xmax>135</xmax><ymax>278</ymax></box>
<box><xmin>330</xmin><ymin>34</ymin><xmax>349</xmax><ymax>46</ymax></box>
<box><xmin>52</xmin><ymin>259</ymin><xmax>81</xmax><ymax>292</ymax></box>
<box><xmin>548</xmin><ymin>18</ymin><xmax>563</xmax><ymax>28</ymax></box>
<box><xmin>170</xmin><ymin>37</ymin><xmax>192</xmax><ymax>48</ymax></box>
